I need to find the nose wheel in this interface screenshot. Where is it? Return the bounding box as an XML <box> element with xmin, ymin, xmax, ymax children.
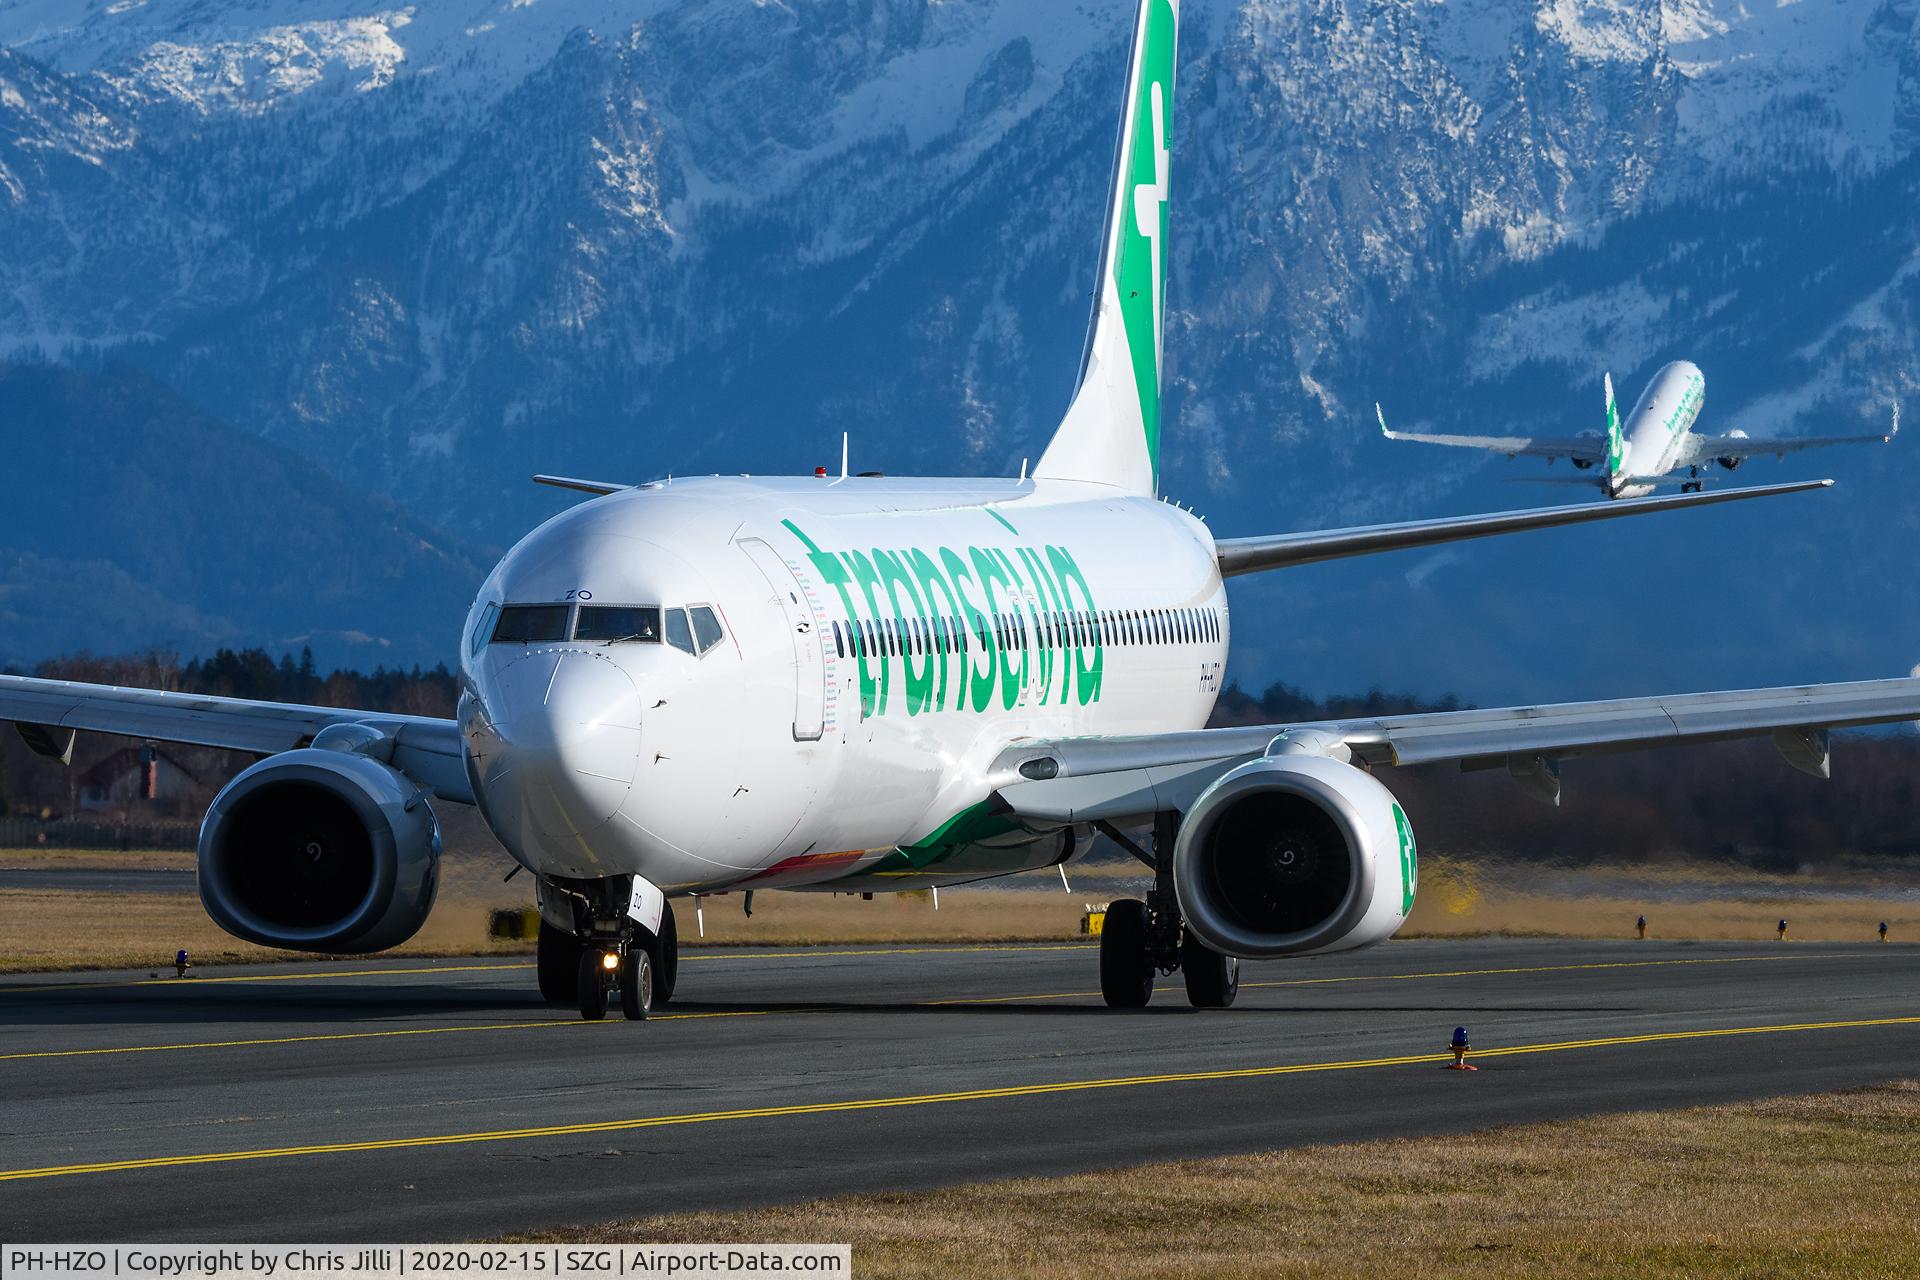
<box><xmin>536</xmin><ymin>876</ymin><xmax>679</xmax><ymax>1019</ymax></box>
<box><xmin>577</xmin><ymin>945</ymin><xmax>653</xmax><ymax>1021</ymax></box>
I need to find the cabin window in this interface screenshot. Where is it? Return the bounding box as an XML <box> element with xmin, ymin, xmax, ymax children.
<box><xmin>831</xmin><ymin>621</ymin><xmax>846</xmax><ymax>658</ymax></box>
<box><xmin>572</xmin><ymin>605</ymin><xmax>659</xmax><ymax>643</ymax></box>
<box><xmin>493</xmin><ymin>604</ymin><xmax>571</xmax><ymax>644</ymax></box>
<box><xmin>664</xmin><ymin>607</ymin><xmax>696</xmax><ymax>654</ymax></box>
<box><xmin>690</xmin><ymin>605</ymin><xmax>726</xmax><ymax>654</ymax></box>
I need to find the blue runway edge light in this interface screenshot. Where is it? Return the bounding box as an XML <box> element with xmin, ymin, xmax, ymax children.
<box><xmin>1446</xmin><ymin>1025</ymin><xmax>1477</xmax><ymax>1071</ymax></box>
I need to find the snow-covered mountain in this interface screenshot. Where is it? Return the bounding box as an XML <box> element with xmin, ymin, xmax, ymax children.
<box><xmin>2</xmin><ymin>0</ymin><xmax>1916</xmax><ymax>697</ymax></box>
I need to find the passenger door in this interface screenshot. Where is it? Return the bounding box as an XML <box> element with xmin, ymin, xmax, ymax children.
<box><xmin>738</xmin><ymin>538</ymin><xmax>829</xmax><ymax>742</ymax></box>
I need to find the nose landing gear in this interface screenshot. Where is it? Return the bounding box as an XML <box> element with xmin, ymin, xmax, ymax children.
<box><xmin>534</xmin><ymin>874</ymin><xmax>679</xmax><ymax>1021</ymax></box>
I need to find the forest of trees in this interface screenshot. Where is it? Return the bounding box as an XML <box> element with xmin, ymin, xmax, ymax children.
<box><xmin>1211</xmin><ymin>679</ymin><xmax>1920</xmax><ymax>869</ymax></box>
<box><xmin>0</xmin><ymin>648</ymin><xmax>456</xmax><ymax>827</ymax></box>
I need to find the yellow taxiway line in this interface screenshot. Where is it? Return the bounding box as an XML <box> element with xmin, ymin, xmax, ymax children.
<box><xmin>0</xmin><ymin>951</ymin><xmax>1881</xmax><ymax>1065</ymax></box>
<box><xmin>5</xmin><ymin>1012</ymin><xmax>1918</xmax><ymax>1183</ymax></box>
<box><xmin>926</xmin><ymin>950</ymin><xmax>1873</xmax><ymax>1005</ymax></box>
<box><xmin>0</xmin><ymin>942</ymin><xmax>1096</xmax><ymax>996</ymax></box>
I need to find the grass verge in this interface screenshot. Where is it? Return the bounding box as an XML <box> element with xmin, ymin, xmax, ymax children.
<box><xmin>522</xmin><ymin>1081</ymin><xmax>1920</xmax><ymax>1278</ymax></box>
<box><xmin>5</xmin><ymin>849</ymin><xmax>1916</xmax><ymax>972</ymax></box>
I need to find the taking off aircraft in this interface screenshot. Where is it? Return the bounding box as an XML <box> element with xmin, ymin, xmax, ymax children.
<box><xmin>1378</xmin><ymin>364</ymin><xmax>1898</xmax><ymax>497</ymax></box>
<box><xmin>4</xmin><ymin>0</ymin><xmax>1918</xmax><ymax>1021</ymax></box>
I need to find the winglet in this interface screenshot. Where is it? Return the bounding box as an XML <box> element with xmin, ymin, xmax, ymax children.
<box><xmin>1891</xmin><ymin>401</ymin><xmax>1901</xmax><ymax>442</ymax></box>
<box><xmin>1376</xmin><ymin>403</ymin><xmax>1397</xmax><ymax>440</ymax></box>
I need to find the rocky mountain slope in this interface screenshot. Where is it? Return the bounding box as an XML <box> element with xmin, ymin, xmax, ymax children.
<box><xmin>1</xmin><ymin>0</ymin><xmax>1915</xmax><ymax>696</ymax></box>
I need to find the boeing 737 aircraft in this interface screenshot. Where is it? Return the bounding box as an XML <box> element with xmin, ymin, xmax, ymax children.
<box><xmin>5</xmin><ymin>0</ymin><xmax>1918</xmax><ymax>1022</ymax></box>
<box><xmin>1379</xmin><ymin>366</ymin><xmax>1898</xmax><ymax>496</ymax></box>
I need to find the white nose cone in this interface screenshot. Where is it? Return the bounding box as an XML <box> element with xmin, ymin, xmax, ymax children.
<box><xmin>483</xmin><ymin>649</ymin><xmax>643</xmax><ymax>850</ymax></box>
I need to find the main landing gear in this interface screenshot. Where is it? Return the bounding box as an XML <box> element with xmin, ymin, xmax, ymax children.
<box><xmin>535</xmin><ymin>878</ymin><xmax>680</xmax><ymax>1021</ymax></box>
<box><xmin>1097</xmin><ymin>812</ymin><xmax>1240</xmax><ymax>1010</ymax></box>
<box><xmin>1680</xmin><ymin>466</ymin><xmax>1704</xmax><ymax>494</ymax></box>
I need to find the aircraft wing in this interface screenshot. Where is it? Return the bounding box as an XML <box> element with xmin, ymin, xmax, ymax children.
<box><xmin>1678</xmin><ymin>402</ymin><xmax>1899</xmax><ymax>467</ymax></box>
<box><xmin>0</xmin><ymin>674</ymin><xmax>472</xmax><ymax>803</ymax></box>
<box><xmin>1213</xmin><ymin>478</ymin><xmax>1829</xmax><ymax>576</ymax></box>
<box><xmin>1376</xmin><ymin>404</ymin><xmax>1607</xmax><ymax>464</ymax></box>
<box><xmin>988</xmin><ymin>677</ymin><xmax>1920</xmax><ymax>823</ymax></box>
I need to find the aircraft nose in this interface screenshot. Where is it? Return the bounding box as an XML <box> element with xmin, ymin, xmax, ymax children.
<box><xmin>480</xmin><ymin>649</ymin><xmax>643</xmax><ymax>844</ymax></box>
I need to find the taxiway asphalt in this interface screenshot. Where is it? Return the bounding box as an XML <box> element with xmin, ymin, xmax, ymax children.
<box><xmin>2</xmin><ymin>937</ymin><xmax>1916</xmax><ymax>1240</ymax></box>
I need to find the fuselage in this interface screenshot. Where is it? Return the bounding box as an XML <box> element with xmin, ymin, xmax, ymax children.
<box><xmin>1610</xmin><ymin>360</ymin><xmax>1707</xmax><ymax>498</ymax></box>
<box><xmin>458</xmin><ymin>475</ymin><xmax>1227</xmax><ymax>896</ymax></box>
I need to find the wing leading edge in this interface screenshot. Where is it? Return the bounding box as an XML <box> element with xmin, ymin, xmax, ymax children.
<box><xmin>0</xmin><ymin>674</ymin><xmax>471</xmax><ymax>804</ymax></box>
<box><xmin>990</xmin><ymin>676</ymin><xmax>1920</xmax><ymax>824</ymax></box>
<box><xmin>1214</xmin><ymin>478</ymin><xmax>1831</xmax><ymax>576</ymax></box>
<box><xmin>1376</xmin><ymin>404</ymin><xmax>1607</xmax><ymax>464</ymax></box>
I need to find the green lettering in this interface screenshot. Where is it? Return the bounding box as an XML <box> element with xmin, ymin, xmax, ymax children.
<box><xmin>876</xmin><ymin>549</ymin><xmax>932</xmax><ymax>716</ymax></box>
<box><xmin>908</xmin><ymin>549</ymin><xmax>961</xmax><ymax>715</ymax></box>
<box><xmin>1048</xmin><ymin>544</ymin><xmax>1103</xmax><ymax>706</ymax></box>
<box><xmin>942</xmin><ymin>547</ymin><xmax>995</xmax><ymax>713</ymax></box>
<box><xmin>844</xmin><ymin>550</ymin><xmax>891</xmax><ymax>717</ymax></box>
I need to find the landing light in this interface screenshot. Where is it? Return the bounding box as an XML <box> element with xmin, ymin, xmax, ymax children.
<box><xmin>600</xmin><ymin>951</ymin><xmax>619</xmax><ymax>971</ymax></box>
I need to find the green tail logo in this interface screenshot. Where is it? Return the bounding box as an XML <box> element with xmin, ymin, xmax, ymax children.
<box><xmin>1114</xmin><ymin>0</ymin><xmax>1176</xmax><ymax>481</ymax></box>
<box><xmin>1604</xmin><ymin>371</ymin><xmax>1626</xmax><ymax>477</ymax></box>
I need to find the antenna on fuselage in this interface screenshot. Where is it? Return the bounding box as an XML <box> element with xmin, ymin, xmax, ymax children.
<box><xmin>1019</xmin><ymin>458</ymin><xmax>1029</xmax><ymax>482</ymax></box>
<box><xmin>840</xmin><ymin>432</ymin><xmax>850</xmax><ymax>482</ymax></box>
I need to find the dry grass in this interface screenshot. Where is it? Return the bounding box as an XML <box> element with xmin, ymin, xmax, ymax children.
<box><xmin>5</xmin><ymin>848</ymin><xmax>1915</xmax><ymax>972</ymax></box>
<box><xmin>526</xmin><ymin>1082</ymin><xmax>1920</xmax><ymax>1278</ymax></box>
<box><xmin>0</xmin><ymin>850</ymin><xmax>1097</xmax><ymax>971</ymax></box>
<box><xmin>1403</xmin><ymin>855</ymin><xmax>1917</xmax><ymax>943</ymax></box>
<box><xmin>0</xmin><ymin>889</ymin><xmax>541</xmax><ymax>972</ymax></box>
<box><xmin>0</xmin><ymin>846</ymin><xmax>198</xmax><ymax>871</ymax></box>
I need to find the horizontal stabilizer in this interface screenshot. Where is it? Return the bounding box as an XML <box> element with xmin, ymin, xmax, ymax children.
<box><xmin>533</xmin><ymin>474</ymin><xmax>629</xmax><ymax>496</ymax></box>
<box><xmin>1215</xmin><ymin>478</ymin><xmax>1832</xmax><ymax>577</ymax></box>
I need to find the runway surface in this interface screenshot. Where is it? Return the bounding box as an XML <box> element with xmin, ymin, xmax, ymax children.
<box><xmin>3</xmin><ymin>937</ymin><xmax>1917</xmax><ymax>1241</ymax></box>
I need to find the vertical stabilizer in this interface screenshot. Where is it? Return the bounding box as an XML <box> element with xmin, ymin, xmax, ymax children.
<box><xmin>1603</xmin><ymin>371</ymin><xmax>1626</xmax><ymax>483</ymax></box>
<box><xmin>1034</xmin><ymin>0</ymin><xmax>1179</xmax><ymax>496</ymax></box>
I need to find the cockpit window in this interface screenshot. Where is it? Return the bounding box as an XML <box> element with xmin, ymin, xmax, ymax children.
<box><xmin>574</xmin><ymin>605</ymin><xmax>661</xmax><ymax>643</ymax></box>
<box><xmin>469</xmin><ymin>602</ymin><xmax>499</xmax><ymax>657</ymax></box>
<box><xmin>491</xmin><ymin>604</ymin><xmax>570</xmax><ymax>644</ymax></box>
<box><xmin>663</xmin><ymin>607</ymin><xmax>696</xmax><ymax>654</ymax></box>
<box><xmin>690</xmin><ymin>605</ymin><xmax>725</xmax><ymax>654</ymax></box>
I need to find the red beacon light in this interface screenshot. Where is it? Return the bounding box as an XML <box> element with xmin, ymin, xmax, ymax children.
<box><xmin>814</xmin><ymin>466</ymin><xmax>828</xmax><ymax>478</ymax></box>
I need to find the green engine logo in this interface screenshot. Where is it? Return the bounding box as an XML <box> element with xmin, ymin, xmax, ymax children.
<box><xmin>1392</xmin><ymin>803</ymin><xmax>1417</xmax><ymax>916</ymax></box>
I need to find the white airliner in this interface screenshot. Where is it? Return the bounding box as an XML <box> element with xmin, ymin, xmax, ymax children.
<box><xmin>5</xmin><ymin>0</ymin><xmax>1918</xmax><ymax>1022</ymax></box>
<box><xmin>1379</xmin><ymin>365</ymin><xmax>1898</xmax><ymax>497</ymax></box>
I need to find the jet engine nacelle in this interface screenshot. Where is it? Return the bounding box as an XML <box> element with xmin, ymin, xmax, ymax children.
<box><xmin>1571</xmin><ymin>429</ymin><xmax>1600</xmax><ymax>469</ymax></box>
<box><xmin>198</xmin><ymin>748</ymin><xmax>441</xmax><ymax>953</ymax></box>
<box><xmin>1716</xmin><ymin>429</ymin><xmax>1750</xmax><ymax>471</ymax></box>
<box><xmin>1173</xmin><ymin>754</ymin><xmax>1416</xmax><ymax>959</ymax></box>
